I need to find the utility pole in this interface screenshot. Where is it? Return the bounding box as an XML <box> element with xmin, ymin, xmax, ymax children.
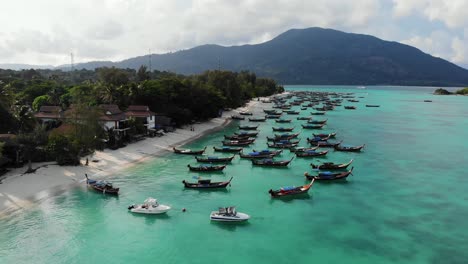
<box><xmin>148</xmin><ymin>49</ymin><xmax>152</xmax><ymax>73</ymax></box>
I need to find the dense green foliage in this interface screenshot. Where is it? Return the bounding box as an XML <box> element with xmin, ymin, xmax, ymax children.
<box><xmin>64</xmin><ymin>28</ymin><xmax>468</xmax><ymax>87</ymax></box>
<box><xmin>0</xmin><ymin>67</ymin><xmax>282</xmax><ymax>167</ymax></box>
<box><xmin>433</xmin><ymin>88</ymin><xmax>452</xmax><ymax>95</ymax></box>
<box><xmin>455</xmin><ymin>88</ymin><xmax>468</xmax><ymax>95</ymax></box>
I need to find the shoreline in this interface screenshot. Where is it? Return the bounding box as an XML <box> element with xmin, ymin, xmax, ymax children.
<box><xmin>0</xmin><ymin>98</ymin><xmax>268</xmax><ymax>217</ymax></box>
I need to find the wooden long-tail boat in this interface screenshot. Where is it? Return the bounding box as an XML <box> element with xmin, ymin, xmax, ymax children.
<box><xmin>182</xmin><ymin>177</ymin><xmax>233</xmax><ymax>189</ymax></box>
<box><xmin>334</xmin><ymin>144</ymin><xmax>365</xmax><ymax>152</ymax></box>
<box><xmin>297</xmin><ymin>116</ymin><xmax>312</xmax><ymax>120</ymax></box>
<box><xmin>289</xmin><ymin>146</ymin><xmax>319</xmax><ymax>153</ymax></box>
<box><xmin>310</xmin><ymin>140</ymin><xmax>342</xmax><ymax>148</ymax></box>
<box><xmin>267</xmin><ymin>133</ymin><xmax>300</xmax><ymax>141</ymax></box>
<box><xmin>187</xmin><ymin>164</ymin><xmax>227</xmax><ymax>172</ymax></box>
<box><xmin>312</xmin><ymin>132</ymin><xmax>337</xmax><ymax>138</ymax></box>
<box><xmin>195</xmin><ymin>155</ymin><xmax>235</xmax><ymax>163</ymax></box>
<box><xmin>213</xmin><ymin>146</ymin><xmax>243</xmax><ymax>153</ymax></box>
<box><xmin>307</xmin><ymin>119</ymin><xmax>327</xmax><ymax>125</ymax></box>
<box><xmin>224</xmin><ymin>134</ymin><xmax>252</xmax><ymax>140</ymax></box>
<box><xmin>239</xmin><ymin>111</ymin><xmax>253</xmax><ymax>115</ymax></box>
<box><xmin>307</xmin><ymin>136</ymin><xmax>331</xmax><ymax>144</ymax></box>
<box><xmin>249</xmin><ymin>117</ymin><xmax>267</xmax><ymax>122</ymax></box>
<box><xmin>295</xmin><ymin>149</ymin><xmax>328</xmax><ymax>157</ymax></box>
<box><xmin>275</xmin><ymin>119</ymin><xmax>292</xmax><ymax>123</ymax></box>
<box><xmin>252</xmin><ymin>157</ymin><xmax>294</xmax><ymax>167</ymax></box>
<box><xmin>268</xmin><ymin>179</ymin><xmax>314</xmax><ymax>198</ymax></box>
<box><xmin>266</xmin><ymin>115</ymin><xmax>280</xmax><ymax>119</ymax></box>
<box><xmin>310</xmin><ymin>111</ymin><xmax>326</xmax><ymax>115</ymax></box>
<box><xmin>234</xmin><ymin>131</ymin><xmax>258</xmax><ymax>137</ymax></box>
<box><xmin>366</xmin><ymin>105</ymin><xmax>380</xmax><ymax>107</ymax></box>
<box><xmin>344</xmin><ymin>106</ymin><xmax>356</xmax><ymax>110</ymax></box>
<box><xmin>238</xmin><ymin>125</ymin><xmax>258</xmax><ymax>130</ymax></box>
<box><xmin>284</xmin><ymin>110</ymin><xmax>300</xmax><ymax>115</ymax></box>
<box><xmin>301</xmin><ymin>123</ymin><xmax>325</xmax><ymax>129</ymax></box>
<box><xmin>304</xmin><ymin>167</ymin><xmax>354</xmax><ymax>180</ymax></box>
<box><xmin>173</xmin><ymin>147</ymin><xmax>207</xmax><ymax>155</ymax></box>
<box><xmin>311</xmin><ymin>159</ymin><xmax>354</xmax><ymax>170</ymax></box>
<box><xmin>272</xmin><ymin>127</ymin><xmax>294</xmax><ymax>132</ymax></box>
<box><xmin>267</xmin><ymin>141</ymin><xmax>299</xmax><ymax>148</ymax></box>
<box><xmin>252</xmin><ymin>149</ymin><xmax>283</xmax><ymax>156</ymax></box>
<box><xmin>239</xmin><ymin>151</ymin><xmax>275</xmax><ymax>159</ymax></box>
<box><xmin>222</xmin><ymin>139</ymin><xmax>255</xmax><ymax>146</ymax></box>
<box><xmin>85</xmin><ymin>174</ymin><xmax>119</xmax><ymax>195</ymax></box>
<box><xmin>231</xmin><ymin>115</ymin><xmax>245</xmax><ymax>120</ymax></box>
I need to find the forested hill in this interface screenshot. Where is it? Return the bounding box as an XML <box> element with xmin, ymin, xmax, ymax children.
<box><xmin>66</xmin><ymin>27</ymin><xmax>468</xmax><ymax>86</ymax></box>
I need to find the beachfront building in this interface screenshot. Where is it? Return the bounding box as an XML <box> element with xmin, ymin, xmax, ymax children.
<box><xmin>34</xmin><ymin>106</ymin><xmax>63</xmax><ymax>128</ymax></box>
<box><xmin>125</xmin><ymin>105</ymin><xmax>155</xmax><ymax>130</ymax></box>
<box><xmin>98</xmin><ymin>104</ymin><xmax>130</xmax><ymax>134</ymax></box>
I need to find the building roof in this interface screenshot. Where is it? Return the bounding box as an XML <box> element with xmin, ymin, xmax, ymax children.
<box><xmin>125</xmin><ymin>105</ymin><xmax>155</xmax><ymax>118</ymax></box>
<box><xmin>34</xmin><ymin>105</ymin><xmax>63</xmax><ymax>119</ymax></box>
<box><xmin>99</xmin><ymin>104</ymin><xmax>126</xmax><ymax>121</ymax></box>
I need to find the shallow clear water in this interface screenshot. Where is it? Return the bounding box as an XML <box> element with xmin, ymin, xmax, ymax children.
<box><xmin>1</xmin><ymin>85</ymin><xmax>467</xmax><ymax>264</ymax></box>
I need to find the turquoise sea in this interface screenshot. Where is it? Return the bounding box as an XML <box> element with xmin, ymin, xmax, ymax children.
<box><xmin>1</xmin><ymin>86</ymin><xmax>467</xmax><ymax>264</ymax></box>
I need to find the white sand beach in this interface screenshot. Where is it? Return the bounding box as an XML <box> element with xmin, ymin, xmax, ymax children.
<box><xmin>0</xmin><ymin>99</ymin><xmax>269</xmax><ymax>216</ymax></box>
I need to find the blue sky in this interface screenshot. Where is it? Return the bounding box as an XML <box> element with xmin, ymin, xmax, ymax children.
<box><xmin>0</xmin><ymin>0</ymin><xmax>467</xmax><ymax>69</ymax></box>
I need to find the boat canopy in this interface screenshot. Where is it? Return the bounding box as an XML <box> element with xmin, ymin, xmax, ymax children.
<box><xmin>144</xmin><ymin>197</ymin><xmax>158</xmax><ymax>205</ymax></box>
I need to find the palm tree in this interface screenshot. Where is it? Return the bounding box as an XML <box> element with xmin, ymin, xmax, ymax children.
<box><xmin>17</xmin><ymin>124</ymin><xmax>47</xmax><ymax>173</ymax></box>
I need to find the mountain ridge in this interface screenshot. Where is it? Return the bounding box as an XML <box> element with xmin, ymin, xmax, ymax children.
<box><xmin>3</xmin><ymin>27</ymin><xmax>468</xmax><ymax>86</ymax></box>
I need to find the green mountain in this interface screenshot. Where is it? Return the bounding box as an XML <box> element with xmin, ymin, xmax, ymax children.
<box><xmin>70</xmin><ymin>28</ymin><xmax>468</xmax><ymax>86</ymax></box>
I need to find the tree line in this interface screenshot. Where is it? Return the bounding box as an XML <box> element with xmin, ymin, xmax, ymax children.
<box><xmin>0</xmin><ymin>66</ymin><xmax>284</xmax><ymax>170</ymax></box>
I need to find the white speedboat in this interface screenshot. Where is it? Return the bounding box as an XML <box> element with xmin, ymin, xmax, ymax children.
<box><xmin>210</xmin><ymin>206</ymin><xmax>250</xmax><ymax>222</ymax></box>
<box><xmin>128</xmin><ymin>197</ymin><xmax>171</xmax><ymax>214</ymax></box>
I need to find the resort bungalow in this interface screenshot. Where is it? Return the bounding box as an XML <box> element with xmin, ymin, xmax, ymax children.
<box><xmin>125</xmin><ymin>105</ymin><xmax>156</xmax><ymax>130</ymax></box>
<box><xmin>98</xmin><ymin>104</ymin><xmax>129</xmax><ymax>134</ymax></box>
<box><xmin>34</xmin><ymin>106</ymin><xmax>63</xmax><ymax>128</ymax></box>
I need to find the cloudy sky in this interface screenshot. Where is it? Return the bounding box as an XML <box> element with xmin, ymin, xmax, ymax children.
<box><xmin>0</xmin><ymin>0</ymin><xmax>467</xmax><ymax>68</ymax></box>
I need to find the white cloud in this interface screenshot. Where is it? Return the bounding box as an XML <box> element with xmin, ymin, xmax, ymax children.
<box><xmin>0</xmin><ymin>0</ymin><xmax>467</xmax><ymax>67</ymax></box>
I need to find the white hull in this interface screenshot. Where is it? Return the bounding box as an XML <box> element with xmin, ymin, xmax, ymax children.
<box><xmin>130</xmin><ymin>204</ymin><xmax>171</xmax><ymax>214</ymax></box>
<box><xmin>210</xmin><ymin>211</ymin><xmax>250</xmax><ymax>222</ymax></box>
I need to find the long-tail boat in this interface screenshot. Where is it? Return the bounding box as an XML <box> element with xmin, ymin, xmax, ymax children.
<box><xmin>301</xmin><ymin>123</ymin><xmax>325</xmax><ymax>129</ymax></box>
<box><xmin>213</xmin><ymin>146</ymin><xmax>243</xmax><ymax>153</ymax></box>
<box><xmin>173</xmin><ymin>147</ymin><xmax>207</xmax><ymax>155</ymax></box>
<box><xmin>224</xmin><ymin>134</ymin><xmax>252</xmax><ymax>140</ymax></box>
<box><xmin>344</xmin><ymin>106</ymin><xmax>356</xmax><ymax>110</ymax></box>
<box><xmin>272</xmin><ymin>127</ymin><xmax>294</xmax><ymax>132</ymax></box>
<box><xmin>266</xmin><ymin>115</ymin><xmax>281</xmax><ymax>119</ymax></box>
<box><xmin>311</xmin><ymin>159</ymin><xmax>354</xmax><ymax>170</ymax></box>
<box><xmin>85</xmin><ymin>174</ymin><xmax>119</xmax><ymax>195</ymax></box>
<box><xmin>268</xmin><ymin>179</ymin><xmax>314</xmax><ymax>198</ymax></box>
<box><xmin>239</xmin><ymin>151</ymin><xmax>275</xmax><ymax>159</ymax></box>
<box><xmin>284</xmin><ymin>110</ymin><xmax>300</xmax><ymax>115</ymax></box>
<box><xmin>307</xmin><ymin>136</ymin><xmax>331</xmax><ymax>144</ymax></box>
<box><xmin>267</xmin><ymin>141</ymin><xmax>299</xmax><ymax>148</ymax></box>
<box><xmin>289</xmin><ymin>146</ymin><xmax>319</xmax><ymax>153</ymax></box>
<box><xmin>334</xmin><ymin>144</ymin><xmax>365</xmax><ymax>152</ymax></box>
<box><xmin>295</xmin><ymin>149</ymin><xmax>328</xmax><ymax>157</ymax></box>
<box><xmin>251</xmin><ymin>149</ymin><xmax>283</xmax><ymax>156</ymax></box>
<box><xmin>313</xmin><ymin>132</ymin><xmax>337</xmax><ymax>138</ymax></box>
<box><xmin>310</xmin><ymin>140</ymin><xmax>342</xmax><ymax>148</ymax></box>
<box><xmin>222</xmin><ymin>139</ymin><xmax>255</xmax><ymax>146</ymax></box>
<box><xmin>195</xmin><ymin>155</ymin><xmax>235</xmax><ymax>163</ymax></box>
<box><xmin>231</xmin><ymin>115</ymin><xmax>245</xmax><ymax>120</ymax></box>
<box><xmin>366</xmin><ymin>105</ymin><xmax>380</xmax><ymax>107</ymax></box>
<box><xmin>275</xmin><ymin>119</ymin><xmax>292</xmax><ymax>123</ymax></box>
<box><xmin>234</xmin><ymin>131</ymin><xmax>258</xmax><ymax>137</ymax></box>
<box><xmin>267</xmin><ymin>133</ymin><xmax>300</xmax><ymax>141</ymax></box>
<box><xmin>304</xmin><ymin>167</ymin><xmax>354</xmax><ymax>180</ymax></box>
<box><xmin>252</xmin><ymin>157</ymin><xmax>294</xmax><ymax>167</ymax></box>
<box><xmin>249</xmin><ymin>117</ymin><xmax>267</xmax><ymax>122</ymax></box>
<box><xmin>310</xmin><ymin>111</ymin><xmax>326</xmax><ymax>115</ymax></box>
<box><xmin>182</xmin><ymin>177</ymin><xmax>233</xmax><ymax>189</ymax></box>
<box><xmin>239</xmin><ymin>111</ymin><xmax>253</xmax><ymax>115</ymax></box>
<box><xmin>238</xmin><ymin>125</ymin><xmax>258</xmax><ymax>130</ymax></box>
<box><xmin>307</xmin><ymin>119</ymin><xmax>328</xmax><ymax>125</ymax></box>
<box><xmin>187</xmin><ymin>164</ymin><xmax>227</xmax><ymax>172</ymax></box>
<box><xmin>297</xmin><ymin>116</ymin><xmax>312</xmax><ymax>120</ymax></box>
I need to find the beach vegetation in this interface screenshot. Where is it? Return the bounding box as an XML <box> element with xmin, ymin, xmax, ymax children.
<box><xmin>455</xmin><ymin>87</ymin><xmax>468</xmax><ymax>95</ymax></box>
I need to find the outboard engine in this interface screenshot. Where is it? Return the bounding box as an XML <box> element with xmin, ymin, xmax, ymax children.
<box><xmin>128</xmin><ymin>205</ymin><xmax>135</xmax><ymax>210</ymax></box>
